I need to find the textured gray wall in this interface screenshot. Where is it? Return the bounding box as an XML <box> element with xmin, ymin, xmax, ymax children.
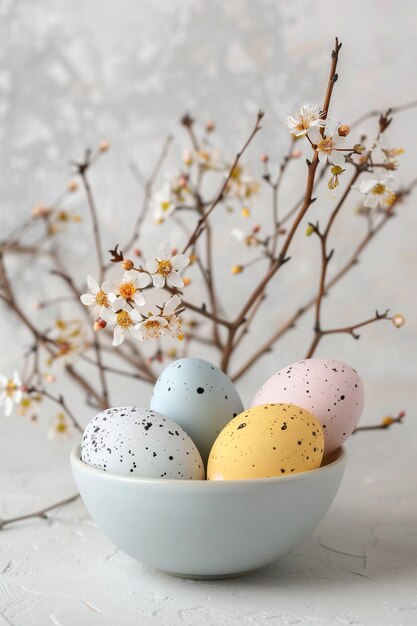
<box><xmin>1</xmin><ymin>0</ymin><xmax>416</xmax><ymax>499</ymax></box>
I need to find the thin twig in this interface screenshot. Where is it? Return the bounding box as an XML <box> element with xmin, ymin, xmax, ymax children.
<box><xmin>182</xmin><ymin>111</ymin><xmax>264</xmax><ymax>253</ymax></box>
<box><xmin>0</xmin><ymin>494</ymin><xmax>80</xmax><ymax>530</ymax></box>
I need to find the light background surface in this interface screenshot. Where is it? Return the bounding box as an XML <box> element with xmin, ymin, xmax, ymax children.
<box><xmin>0</xmin><ymin>1</ymin><xmax>416</xmax><ymax>624</ymax></box>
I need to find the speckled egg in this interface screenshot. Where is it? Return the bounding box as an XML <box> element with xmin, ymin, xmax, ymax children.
<box><xmin>251</xmin><ymin>359</ymin><xmax>364</xmax><ymax>454</ymax></box>
<box><xmin>207</xmin><ymin>403</ymin><xmax>324</xmax><ymax>480</ymax></box>
<box><xmin>80</xmin><ymin>406</ymin><xmax>204</xmax><ymax>479</ymax></box>
<box><xmin>150</xmin><ymin>358</ymin><xmax>244</xmax><ymax>464</ymax></box>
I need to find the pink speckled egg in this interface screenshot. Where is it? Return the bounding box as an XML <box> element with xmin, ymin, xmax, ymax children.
<box><xmin>251</xmin><ymin>359</ymin><xmax>364</xmax><ymax>454</ymax></box>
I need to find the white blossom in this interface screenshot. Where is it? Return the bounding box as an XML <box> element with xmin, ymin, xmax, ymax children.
<box><xmin>146</xmin><ymin>241</ymin><xmax>189</xmax><ymax>288</ymax></box>
<box><xmin>356</xmin><ymin>176</ymin><xmax>396</xmax><ymax>209</ymax></box>
<box><xmin>308</xmin><ymin>126</ymin><xmax>346</xmax><ymax>167</ymax></box>
<box><xmin>80</xmin><ymin>276</ymin><xmax>116</xmax><ymax>317</ymax></box>
<box><xmin>103</xmin><ymin>270</ymin><xmax>150</xmax><ymax>310</ymax></box>
<box><xmin>0</xmin><ymin>371</ymin><xmax>22</xmax><ymax>417</ymax></box>
<box><xmin>101</xmin><ymin>307</ymin><xmax>142</xmax><ymax>347</ymax></box>
<box><xmin>285</xmin><ymin>104</ymin><xmax>326</xmax><ymax>137</ymax></box>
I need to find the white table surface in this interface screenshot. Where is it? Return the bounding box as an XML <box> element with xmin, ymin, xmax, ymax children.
<box><xmin>1</xmin><ymin>419</ymin><xmax>416</xmax><ymax>626</ymax></box>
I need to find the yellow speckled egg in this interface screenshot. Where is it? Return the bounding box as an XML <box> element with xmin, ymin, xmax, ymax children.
<box><xmin>207</xmin><ymin>403</ymin><xmax>324</xmax><ymax>480</ymax></box>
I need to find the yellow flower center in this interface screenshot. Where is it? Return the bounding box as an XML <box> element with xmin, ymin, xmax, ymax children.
<box><xmin>371</xmin><ymin>184</ymin><xmax>395</xmax><ymax>206</ymax></box>
<box><xmin>5</xmin><ymin>380</ymin><xmax>17</xmax><ymax>397</ymax></box>
<box><xmin>371</xmin><ymin>183</ymin><xmax>386</xmax><ymax>195</ymax></box>
<box><xmin>160</xmin><ymin>200</ymin><xmax>171</xmax><ymax>211</ymax></box>
<box><xmin>157</xmin><ymin>260</ymin><xmax>172</xmax><ymax>276</ymax></box>
<box><xmin>116</xmin><ymin>310</ymin><xmax>133</xmax><ymax>329</ymax></box>
<box><xmin>95</xmin><ymin>290</ymin><xmax>109</xmax><ymax>307</ymax></box>
<box><xmin>56</xmin><ymin>421</ymin><xmax>68</xmax><ymax>433</ymax></box>
<box><xmin>119</xmin><ymin>281</ymin><xmax>136</xmax><ymax>300</ymax></box>
<box><xmin>317</xmin><ymin>137</ymin><xmax>333</xmax><ymax>153</ymax></box>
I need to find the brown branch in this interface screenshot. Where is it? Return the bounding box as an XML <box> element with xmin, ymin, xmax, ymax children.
<box><xmin>182</xmin><ymin>110</ymin><xmax>265</xmax><ymax>253</ymax></box>
<box><xmin>220</xmin><ymin>38</ymin><xmax>342</xmax><ymax>373</ymax></box>
<box><xmin>0</xmin><ymin>494</ymin><xmax>80</xmax><ymax>530</ymax></box>
<box><xmin>353</xmin><ymin>410</ymin><xmax>405</xmax><ymax>433</ymax></box>
<box><xmin>231</xmin><ymin>199</ymin><xmax>403</xmax><ymax>382</ymax></box>
<box><xmin>34</xmin><ymin>388</ymin><xmax>84</xmax><ymax>433</ymax></box>
<box><xmin>305</xmin><ymin>309</ymin><xmax>392</xmax><ymax>358</ymax></box>
<box><xmin>119</xmin><ymin>134</ymin><xmax>173</xmax><ymax>260</ymax></box>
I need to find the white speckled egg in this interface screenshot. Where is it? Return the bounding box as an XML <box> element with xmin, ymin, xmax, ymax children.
<box><xmin>80</xmin><ymin>406</ymin><xmax>204</xmax><ymax>479</ymax></box>
<box><xmin>150</xmin><ymin>358</ymin><xmax>244</xmax><ymax>464</ymax></box>
<box><xmin>251</xmin><ymin>359</ymin><xmax>364</xmax><ymax>454</ymax></box>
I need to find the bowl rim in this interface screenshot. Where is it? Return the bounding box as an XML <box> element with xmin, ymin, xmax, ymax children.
<box><xmin>70</xmin><ymin>443</ymin><xmax>346</xmax><ymax>487</ymax></box>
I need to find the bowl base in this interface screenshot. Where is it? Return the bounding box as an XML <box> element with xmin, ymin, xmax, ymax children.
<box><xmin>159</xmin><ymin>567</ymin><xmax>257</xmax><ymax>580</ymax></box>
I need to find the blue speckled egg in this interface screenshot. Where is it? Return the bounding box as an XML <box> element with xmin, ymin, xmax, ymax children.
<box><xmin>150</xmin><ymin>358</ymin><xmax>244</xmax><ymax>464</ymax></box>
<box><xmin>80</xmin><ymin>406</ymin><xmax>204</xmax><ymax>479</ymax></box>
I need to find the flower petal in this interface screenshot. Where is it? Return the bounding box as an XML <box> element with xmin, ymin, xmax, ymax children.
<box><xmin>111</xmin><ymin>297</ymin><xmax>127</xmax><ymax>311</ymax></box>
<box><xmin>318</xmin><ymin>150</ymin><xmax>327</xmax><ymax>164</ymax></box>
<box><xmin>171</xmin><ymin>254</ymin><xmax>190</xmax><ymax>271</ymax></box>
<box><xmin>330</xmin><ymin>150</ymin><xmax>345</xmax><ymax>167</ymax></box>
<box><xmin>359</xmin><ymin>180</ymin><xmax>377</xmax><ymax>194</ymax></box>
<box><xmin>129</xmin><ymin>309</ymin><xmax>142</xmax><ymax>324</ymax></box>
<box><xmin>167</xmin><ymin>271</ymin><xmax>184</xmax><ymax>288</ymax></box>
<box><xmin>87</xmin><ymin>275</ymin><xmax>100</xmax><ymax>294</ymax></box>
<box><xmin>80</xmin><ymin>293</ymin><xmax>96</xmax><ymax>306</ymax></box>
<box><xmin>113</xmin><ymin>326</ymin><xmax>125</xmax><ymax>347</ymax></box>
<box><xmin>102</xmin><ymin>280</ymin><xmax>115</xmax><ymax>294</ymax></box>
<box><xmin>308</xmin><ymin>126</ymin><xmax>322</xmax><ymax>144</ymax></box>
<box><xmin>13</xmin><ymin>371</ymin><xmax>21</xmax><ymax>387</ymax></box>
<box><xmin>163</xmin><ymin>294</ymin><xmax>182</xmax><ymax>316</ymax></box>
<box><xmin>158</xmin><ymin>240</ymin><xmax>171</xmax><ymax>260</ymax></box>
<box><xmin>101</xmin><ymin>308</ymin><xmax>116</xmax><ymax>324</ymax></box>
<box><xmin>152</xmin><ymin>274</ymin><xmax>165</xmax><ymax>289</ymax></box>
<box><xmin>146</xmin><ymin>260</ymin><xmax>159</xmax><ymax>275</ymax></box>
<box><xmin>133</xmin><ymin>292</ymin><xmax>146</xmax><ymax>307</ymax></box>
<box><xmin>136</xmin><ymin>272</ymin><xmax>152</xmax><ymax>288</ymax></box>
<box><xmin>4</xmin><ymin>396</ymin><xmax>13</xmax><ymax>417</ymax></box>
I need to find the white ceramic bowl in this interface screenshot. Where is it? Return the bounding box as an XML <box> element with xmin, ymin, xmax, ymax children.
<box><xmin>70</xmin><ymin>444</ymin><xmax>347</xmax><ymax>579</ymax></box>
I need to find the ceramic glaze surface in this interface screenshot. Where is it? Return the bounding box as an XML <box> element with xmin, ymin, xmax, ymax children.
<box><xmin>81</xmin><ymin>406</ymin><xmax>204</xmax><ymax>480</ymax></box>
<box><xmin>150</xmin><ymin>358</ymin><xmax>243</xmax><ymax>463</ymax></box>
<box><xmin>252</xmin><ymin>359</ymin><xmax>364</xmax><ymax>454</ymax></box>
<box><xmin>71</xmin><ymin>444</ymin><xmax>346</xmax><ymax>578</ymax></box>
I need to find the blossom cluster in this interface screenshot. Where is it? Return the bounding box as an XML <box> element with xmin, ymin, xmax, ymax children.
<box><xmin>80</xmin><ymin>240</ymin><xmax>189</xmax><ymax>346</ymax></box>
<box><xmin>285</xmin><ymin>103</ymin><xmax>400</xmax><ymax>206</ymax></box>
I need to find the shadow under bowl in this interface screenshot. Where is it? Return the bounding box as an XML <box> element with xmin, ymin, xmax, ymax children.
<box><xmin>70</xmin><ymin>444</ymin><xmax>347</xmax><ymax>579</ymax></box>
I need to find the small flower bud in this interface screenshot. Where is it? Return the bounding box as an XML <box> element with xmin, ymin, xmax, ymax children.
<box><xmin>44</xmin><ymin>374</ymin><xmax>55</xmax><ymax>383</ymax></box>
<box><xmin>260</xmin><ymin>153</ymin><xmax>269</xmax><ymax>163</ymax></box>
<box><xmin>99</xmin><ymin>140</ymin><xmax>110</xmax><ymax>153</ymax></box>
<box><xmin>133</xmin><ymin>247</ymin><xmax>142</xmax><ymax>257</ymax></box>
<box><xmin>392</xmin><ymin>313</ymin><xmax>405</xmax><ymax>328</ymax></box>
<box><xmin>32</xmin><ymin>203</ymin><xmax>50</xmax><ymax>218</ymax></box>
<box><xmin>384</xmin><ymin>161</ymin><xmax>398</xmax><ymax>171</ymax></box>
<box><xmin>291</xmin><ymin>149</ymin><xmax>303</xmax><ymax>159</ymax></box>
<box><xmin>353</xmin><ymin>144</ymin><xmax>365</xmax><ymax>154</ymax></box>
<box><xmin>122</xmin><ymin>259</ymin><xmax>134</xmax><ymax>271</ymax></box>
<box><xmin>183</xmin><ymin>277</ymin><xmax>191</xmax><ymax>286</ymax></box>
<box><xmin>94</xmin><ymin>317</ymin><xmax>107</xmax><ymax>332</ymax></box>
<box><xmin>68</xmin><ymin>180</ymin><xmax>79</xmax><ymax>192</ymax></box>
<box><xmin>338</xmin><ymin>124</ymin><xmax>350</xmax><ymax>137</ymax></box>
<box><xmin>381</xmin><ymin>416</ymin><xmax>394</xmax><ymax>427</ymax></box>
<box><xmin>231</xmin><ymin>264</ymin><xmax>244</xmax><ymax>275</ymax></box>
<box><xmin>183</xmin><ymin>150</ymin><xmax>193</xmax><ymax>166</ymax></box>
<box><xmin>252</xmin><ymin>224</ymin><xmax>261</xmax><ymax>234</ymax></box>
<box><xmin>305</xmin><ymin>224</ymin><xmax>314</xmax><ymax>237</ymax></box>
<box><xmin>205</xmin><ymin>120</ymin><xmax>215</xmax><ymax>132</ymax></box>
